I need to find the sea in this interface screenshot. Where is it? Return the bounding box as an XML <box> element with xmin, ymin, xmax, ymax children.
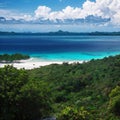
<box><xmin>0</xmin><ymin>35</ymin><xmax>120</xmax><ymax>62</ymax></box>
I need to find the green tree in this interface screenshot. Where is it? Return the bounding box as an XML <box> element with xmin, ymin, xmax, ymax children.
<box><xmin>0</xmin><ymin>65</ymin><xmax>28</xmax><ymax>120</ymax></box>
<box><xmin>17</xmin><ymin>80</ymin><xmax>53</xmax><ymax>120</ymax></box>
<box><xmin>0</xmin><ymin>53</ymin><xmax>30</xmax><ymax>62</ymax></box>
<box><xmin>0</xmin><ymin>65</ymin><xmax>52</xmax><ymax>120</ymax></box>
<box><xmin>108</xmin><ymin>86</ymin><xmax>120</xmax><ymax>116</ymax></box>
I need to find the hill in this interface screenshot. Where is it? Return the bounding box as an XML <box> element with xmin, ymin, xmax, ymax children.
<box><xmin>29</xmin><ymin>54</ymin><xmax>120</xmax><ymax>119</ymax></box>
<box><xmin>0</xmin><ymin>54</ymin><xmax>120</xmax><ymax>120</ymax></box>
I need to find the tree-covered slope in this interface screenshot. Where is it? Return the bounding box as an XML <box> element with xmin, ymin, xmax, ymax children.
<box><xmin>0</xmin><ymin>54</ymin><xmax>120</xmax><ymax>120</ymax></box>
<box><xmin>29</xmin><ymin>55</ymin><xmax>120</xmax><ymax>119</ymax></box>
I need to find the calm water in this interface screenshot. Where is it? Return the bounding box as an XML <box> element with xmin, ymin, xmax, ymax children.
<box><xmin>0</xmin><ymin>35</ymin><xmax>120</xmax><ymax>61</ymax></box>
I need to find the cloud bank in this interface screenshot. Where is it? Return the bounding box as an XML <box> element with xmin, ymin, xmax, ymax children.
<box><xmin>0</xmin><ymin>0</ymin><xmax>120</xmax><ymax>26</ymax></box>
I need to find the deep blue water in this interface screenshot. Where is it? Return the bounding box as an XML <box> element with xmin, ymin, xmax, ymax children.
<box><xmin>0</xmin><ymin>35</ymin><xmax>120</xmax><ymax>61</ymax></box>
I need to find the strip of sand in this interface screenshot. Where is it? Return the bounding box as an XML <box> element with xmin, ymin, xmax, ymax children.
<box><xmin>0</xmin><ymin>58</ymin><xmax>84</xmax><ymax>69</ymax></box>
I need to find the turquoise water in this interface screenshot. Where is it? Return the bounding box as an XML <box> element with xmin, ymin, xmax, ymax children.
<box><xmin>0</xmin><ymin>35</ymin><xmax>120</xmax><ymax>61</ymax></box>
<box><xmin>31</xmin><ymin>51</ymin><xmax>120</xmax><ymax>61</ymax></box>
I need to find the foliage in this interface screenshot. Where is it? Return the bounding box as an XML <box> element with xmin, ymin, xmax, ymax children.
<box><xmin>0</xmin><ymin>53</ymin><xmax>30</xmax><ymax>62</ymax></box>
<box><xmin>108</xmin><ymin>86</ymin><xmax>120</xmax><ymax>116</ymax></box>
<box><xmin>0</xmin><ymin>65</ymin><xmax>52</xmax><ymax>120</ymax></box>
<box><xmin>29</xmin><ymin>54</ymin><xmax>120</xmax><ymax>119</ymax></box>
<box><xmin>0</xmin><ymin>54</ymin><xmax>120</xmax><ymax>119</ymax></box>
<box><xmin>57</xmin><ymin>106</ymin><xmax>93</xmax><ymax>120</ymax></box>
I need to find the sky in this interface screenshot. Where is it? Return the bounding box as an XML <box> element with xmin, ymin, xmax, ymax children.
<box><xmin>0</xmin><ymin>0</ymin><xmax>120</xmax><ymax>32</ymax></box>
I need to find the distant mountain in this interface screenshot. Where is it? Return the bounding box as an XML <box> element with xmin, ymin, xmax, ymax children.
<box><xmin>0</xmin><ymin>30</ymin><xmax>120</xmax><ymax>36</ymax></box>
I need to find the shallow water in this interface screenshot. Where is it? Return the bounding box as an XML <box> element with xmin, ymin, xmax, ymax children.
<box><xmin>0</xmin><ymin>35</ymin><xmax>120</xmax><ymax>61</ymax></box>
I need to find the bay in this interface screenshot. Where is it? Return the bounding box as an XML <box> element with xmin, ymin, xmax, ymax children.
<box><xmin>0</xmin><ymin>35</ymin><xmax>120</xmax><ymax>61</ymax></box>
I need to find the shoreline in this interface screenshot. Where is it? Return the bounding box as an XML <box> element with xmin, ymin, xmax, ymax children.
<box><xmin>1</xmin><ymin>53</ymin><xmax>120</xmax><ymax>69</ymax></box>
<box><xmin>0</xmin><ymin>57</ymin><xmax>85</xmax><ymax>69</ymax></box>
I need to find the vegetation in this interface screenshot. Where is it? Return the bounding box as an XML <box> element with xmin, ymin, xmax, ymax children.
<box><xmin>0</xmin><ymin>66</ymin><xmax>52</xmax><ymax>120</ymax></box>
<box><xmin>0</xmin><ymin>54</ymin><xmax>120</xmax><ymax>119</ymax></box>
<box><xmin>108</xmin><ymin>86</ymin><xmax>120</xmax><ymax>116</ymax></box>
<box><xmin>0</xmin><ymin>53</ymin><xmax>30</xmax><ymax>62</ymax></box>
<box><xmin>57</xmin><ymin>106</ymin><xmax>93</xmax><ymax>120</ymax></box>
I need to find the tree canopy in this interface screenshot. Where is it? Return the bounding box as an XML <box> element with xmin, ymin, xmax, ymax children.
<box><xmin>0</xmin><ymin>53</ymin><xmax>30</xmax><ymax>63</ymax></box>
<box><xmin>0</xmin><ymin>65</ymin><xmax>52</xmax><ymax>120</ymax></box>
<box><xmin>0</xmin><ymin>54</ymin><xmax>120</xmax><ymax>119</ymax></box>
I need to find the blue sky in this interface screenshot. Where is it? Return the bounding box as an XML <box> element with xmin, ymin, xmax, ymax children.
<box><xmin>0</xmin><ymin>0</ymin><xmax>93</xmax><ymax>11</ymax></box>
<box><xmin>0</xmin><ymin>0</ymin><xmax>120</xmax><ymax>32</ymax></box>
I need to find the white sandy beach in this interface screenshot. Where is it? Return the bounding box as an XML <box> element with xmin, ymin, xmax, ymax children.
<box><xmin>0</xmin><ymin>58</ymin><xmax>84</xmax><ymax>69</ymax></box>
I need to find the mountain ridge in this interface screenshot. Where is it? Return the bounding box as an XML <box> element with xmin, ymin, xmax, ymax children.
<box><xmin>0</xmin><ymin>30</ymin><xmax>120</xmax><ymax>36</ymax></box>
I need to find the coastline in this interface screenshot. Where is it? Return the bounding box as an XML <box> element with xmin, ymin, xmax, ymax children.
<box><xmin>0</xmin><ymin>53</ymin><xmax>120</xmax><ymax>69</ymax></box>
<box><xmin>0</xmin><ymin>57</ymin><xmax>84</xmax><ymax>69</ymax></box>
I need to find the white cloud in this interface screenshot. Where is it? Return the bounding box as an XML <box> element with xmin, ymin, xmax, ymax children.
<box><xmin>34</xmin><ymin>6</ymin><xmax>82</xmax><ymax>21</ymax></box>
<box><xmin>33</xmin><ymin>0</ymin><xmax>120</xmax><ymax>25</ymax></box>
<box><xmin>35</xmin><ymin>6</ymin><xmax>51</xmax><ymax>19</ymax></box>
<box><xmin>0</xmin><ymin>0</ymin><xmax>120</xmax><ymax>26</ymax></box>
<box><xmin>23</xmin><ymin>15</ymin><xmax>33</xmax><ymax>21</ymax></box>
<box><xmin>112</xmin><ymin>12</ymin><xmax>120</xmax><ymax>25</ymax></box>
<box><xmin>81</xmin><ymin>0</ymin><xmax>120</xmax><ymax>25</ymax></box>
<box><xmin>0</xmin><ymin>9</ymin><xmax>12</xmax><ymax>19</ymax></box>
<box><xmin>0</xmin><ymin>9</ymin><xmax>33</xmax><ymax>21</ymax></box>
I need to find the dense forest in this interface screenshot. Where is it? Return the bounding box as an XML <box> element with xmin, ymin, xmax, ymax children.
<box><xmin>0</xmin><ymin>54</ymin><xmax>120</xmax><ymax>120</ymax></box>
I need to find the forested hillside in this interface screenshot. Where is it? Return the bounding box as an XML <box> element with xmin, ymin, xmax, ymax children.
<box><xmin>0</xmin><ymin>55</ymin><xmax>120</xmax><ymax>120</ymax></box>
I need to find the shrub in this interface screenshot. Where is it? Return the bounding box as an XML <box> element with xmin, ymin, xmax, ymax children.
<box><xmin>57</xmin><ymin>106</ymin><xmax>93</xmax><ymax>120</ymax></box>
<box><xmin>108</xmin><ymin>86</ymin><xmax>120</xmax><ymax>116</ymax></box>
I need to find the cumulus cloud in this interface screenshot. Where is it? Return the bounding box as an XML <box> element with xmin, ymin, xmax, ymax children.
<box><xmin>34</xmin><ymin>6</ymin><xmax>82</xmax><ymax>21</ymax></box>
<box><xmin>34</xmin><ymin>0</ymin><xmax>120</xmax><ymax>25</ymax></box>
<box><xmin>35</xmin><ymin>6</ymin><xmax>51</xmax><ymax>19</ymax></box>
<box><xmin>0</xmin><ymin>0</ymin><xmax>120</xmax><ymax>25</ymax></box>
<box><xmin>81</xmin><ymin>0</ymin><xmax>120</xmax><ymax>25</ymax></box>
<box><xmin>0</xmin><ymin>9</ymin><xmax>33</xmax><ymax>22</ymax></box>
<box><xmin>23</xmin><ymin>15</ymin><xmax>33</xmax><ymax>21</ymax></box>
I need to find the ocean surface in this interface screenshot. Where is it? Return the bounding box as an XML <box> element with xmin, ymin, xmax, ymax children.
<box><xmin>0</xmin><ymin>35</ymin><xmax>120</xmax><ymax>61</ymax></box>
